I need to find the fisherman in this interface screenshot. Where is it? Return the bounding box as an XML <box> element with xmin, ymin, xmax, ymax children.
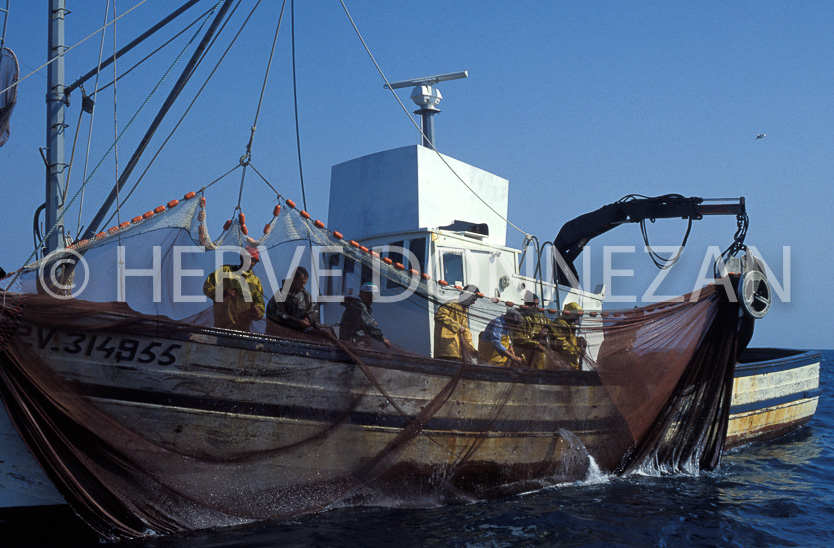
<box><xmin>339</xmin><ymin>282</ymin><xmax>391</xmax><ymax>348</ymax></box>
<box><xmin>202</xmin><ymin>245</ymin><xmax>265</xmax><ymax>332</ymax></box>
<box><xmin>512</xmin><ymin>291</ymin><xmax>552</xmax><ymax>369</ymax></box>
<box><xmin>266</xmin><ymin>266</ymin><xmax>319</xmax><ymax>333</ymax></box>
<box><xmin>478</xmin><ymin>308</ymin><xmax>524</xmax><ymax>366</ymax></box>
<box><xmin>552</xmin><ymin>301</ymin><xmax>586</xmax><ymax>369</ymax></box>
<box><xmin>434</xmin><ymin>284</ymin><xmax>479</xmax><ymax>361</ymax></box>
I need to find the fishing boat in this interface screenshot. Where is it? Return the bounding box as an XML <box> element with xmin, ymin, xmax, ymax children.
<box><xmin>0</xmin><ymin>0</ymin><xmax>805</xmax><ymax>540</ymax></box>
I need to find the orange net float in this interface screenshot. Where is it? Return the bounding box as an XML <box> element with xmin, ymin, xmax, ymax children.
<box><xmin>238</xmin><ymin>213</ymin><xmax>246</xmax><ymax>225</ymax></box>
<box><xmin>475</xmin><ymin>292</ymin><xmax>484</xmax><ymax>298</ymax></box>
<box><xmin>332</xmin><ymin>231</ymin><xmax>343</xmax><ymax>240</ymax></box>
<box><xmin>273</xmin><ymin>204</ymin><xmax>281</xmax><ymax>216</ymax></box>
<box><xmin>359</xmin><ymin>245</ymin><xmax>369</xmax><ymax>253</ymax></box>
<box><xmin>454</xmin><ymin>284</ymin><xmax>463</xmax><ymax>290</ymax></box>
<box><xmin>143</xmin><ymin>211</ymin><xmax>154</xmax><ymax>219</ymax></box>
<box><xmin>394</xmin><ymin>262</ymin><xmax>405</xmax><ymax>270</ymax></box>
<box><xmin>438</xmin><ymin>280</ymin><xmax>449</xmax><ymax>286</ymax></box>
<box><xmin>199</xmin><ymin>196</ymin><xmax>206</xmax><ymax>207</ymax></box>
<box><xmin>370</xmin><ymin>250</ymin><xmax>380</xmax><ymax>258</ymax></box>
<box><xmin>183</xmin><ymin>191</ymin><xmax>197</xmax><ymax>200</ymax></box>
<box><xmin>76</xmin><ymin>239</ymin><xmax>89</xmax><ymax>247</ymax></box>
<box><xmin>241</xmin><ymin>224</ymin><xmax>248</xmax><ymax>235</ymax></box>
<box><xmin>107</xmin><ymin>227</ymin><xmax>119</xmax><ymax>234</ymax></box>
<box><xmin>349</xmin><ymin>240</ymin><xmax>360</xmax><ymax>248</ymax></box>
<box><xmin>314</xmin><ymin>220</ymin><xmax>325</xmax><ymax>229</ymax></box>
<box><xmin>547</xmin><ymin>308</ymin><xmax>557</xmax><ymax>314</ymax></box>
<box><xmin>131</xmin><ymin>216</ymin><xmax>143</xmax><ymax>224</ymax></box>
<box><xmin>589</xmin><ymin>311</ymin><xmax>598</xmax><ymax>317</ymax></box>
<box><xmin>300</xmin><ymin>210</ymin><xmax>311</xmax><ymax>220</ymax></box>
<box><xmin>409</xmin><ymin>268</ymin><xmax>419</xmax><ymax>276</ymax></box>
<box><xmin>119</xmin><ymin>221</ymin><xmax>130</xmax><ymax>229</ymax></box>
<box><xmin>95</xmin><ymin>232</ymin><xmax>106</xmax><ymax>239</ymax></box>
<box><xmin>197</xmin><ymin>211</ymin><xmax>205</xmax><ymax>222</ymax></box>
<box><xmin>263</xmin><ymin>224</ymin><xmax>271</xmax><ymax>235</ymax></box>
<box><xmin>167</xmin><ymin>199</ymin><xmax>179</xmax><ymax>209</ymax></box>
<box><xmin>223</xmin><ymin>219</ymin><xmax>232</xmax><ymax>231</ymax></box>
<box><xmin>421</xmin><ymin>272</ymin><xmax>431</xmax><ymax>280</ymax></box>
<box><xmin>504</xmin><ymin>301</ymin><xmax>515</xmax><ymax>307</ymax></box>
<box><xmin>286</xmin><ymin>199</ymin><xmax>296</xmax><ymax>209</ymax></box>
<box><xmin>519</xmin><ymin>305</ymin><xmax>529</xmax><ymax>311</ymax></box>
<box><xmin>198</xmin><ymin>225</ymin><xmax>207</xmax><ymax>239</ymax></box>
<box><xmin>154</xmin><ymin>205</ymin><xmax>166</xmax><ymax>214</ymax></box>
<box><xmin>490</xmin><ymin>297</ymin><xmax>500</xmax><ymax>303</ymax></box>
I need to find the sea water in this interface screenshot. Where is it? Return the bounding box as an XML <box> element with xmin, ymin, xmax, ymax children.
<box><xmin>3</xmin><ymin>351</ymin><xmax>832</xmax><ymax>547</ymax></box>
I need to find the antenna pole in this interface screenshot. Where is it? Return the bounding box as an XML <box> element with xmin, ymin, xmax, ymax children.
<box><xmin>45</xmin><ymin>0</ymin><xmax>67</xmax><ymax>253</ymax></box>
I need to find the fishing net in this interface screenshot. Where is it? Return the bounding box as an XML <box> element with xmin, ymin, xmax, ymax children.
<box><xmin>0</xmin><ymin>47</ymin><xmax>20</xmax><ymax>147</ymax></box>
<box><xmin>0</xmin><ymin>192</ymin><xmax>746</xmax><ymax>540</ymax></box>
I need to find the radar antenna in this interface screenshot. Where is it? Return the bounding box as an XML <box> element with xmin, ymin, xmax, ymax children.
<box><xmin>385</xmin><ymin>71</ymin><xmax>468</xmax><ymax>148</ymax></box>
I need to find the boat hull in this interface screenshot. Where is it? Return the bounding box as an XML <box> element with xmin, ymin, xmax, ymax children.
<box><xmin>726</xmin><ymin>348</ymin><xmax>821</xmax><ymax>449</ymax></box>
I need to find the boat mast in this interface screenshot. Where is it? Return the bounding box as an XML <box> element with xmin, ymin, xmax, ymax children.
<box><xmin>45</xmin><ymin>0</ymin><xmax>66</xmax><ymax>254</ymax></box>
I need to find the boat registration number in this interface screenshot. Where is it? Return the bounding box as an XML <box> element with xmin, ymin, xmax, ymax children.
<box><xmin>17</xmin><ymin>325</ymin><xmax>182</xmax><ymax>366</ymax></box>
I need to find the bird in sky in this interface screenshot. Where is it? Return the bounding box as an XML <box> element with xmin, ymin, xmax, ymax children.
<box><xmin>756</xmin><ymin>133</ymin><xmax>766</xmax><ymax>139</ymax></box>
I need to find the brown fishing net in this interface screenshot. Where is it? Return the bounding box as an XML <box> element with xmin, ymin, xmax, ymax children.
<box><xmin>0</xmin><ymin>195</ymin><xmax>746</xmax><ymax>540</ymax></box>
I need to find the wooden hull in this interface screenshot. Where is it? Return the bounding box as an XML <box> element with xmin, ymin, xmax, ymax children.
<box><xmin>726</xmin><ymin>348</ymin><xmax>821</xmax><ymax>449</ymax></box>
<box><xmin>1</xmin><ymin>330</ymin><xmax>821</xmax><ymax>511</ymax></box>
<box><xmin>5</xmin><ymin>321</ymin><xmax>634</xmax><ymax>507</ymax></box>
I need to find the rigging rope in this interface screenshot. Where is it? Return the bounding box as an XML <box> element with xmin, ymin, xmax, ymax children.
<box><xmin>0</xmin><ymin>0</ymin><xmax>149</xmax><ymax>96</ymax></box>
<box><xmin>338</xmin><ymin>0</ymin><xmax>530</xmax><ymax>239</ymax></box>
<box><xmin>291</xmin><ymin>0</ymin><xmax>306</xmax><ymax>212</ymax></box>
<box><xmin>77</xmin><ymin>2</ymin><xmax>115</xmax><ymax>239</ymax></box>
<box><xmin>235</xmin><ymin>0</ymin><xmax>286</xmax><ymax>210</ymax></box>
<box><xmin>91</xmin><ymin>5</ymin><xmax>215</xmax><ymax>97</ymax></box>
<box><xmin>103</xmin><ymin>0</ymin><xmax>252</xmax><ymax>228</ymax></box>
<box><xmin>18</xmin><ymin>3</ymin><xmax>219</xmax><ymax>273</ymax></box>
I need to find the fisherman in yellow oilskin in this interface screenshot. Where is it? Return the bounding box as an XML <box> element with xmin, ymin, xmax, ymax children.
<box><xmin>552</xmin><ymin>301</ymin><xmax>586</xmax><ymax>370</ymax></box>
<box><xmin>478</xmin><ymin>308</ymin><xmax>524</xmax><ymax>366</ymax></box>
<box><xmin>203</xmin><ymin>245</ymin><xmax>265</xmax><ymax>332</ymax></box>
<box><xmin>434</xmin><ymin>284</ymin><xmax>479</xmax><ymax>361</ymax></box>
<box><xmin>513</xmin><ymin>291</ymin><xmax>552</xmax><ymax>370</ymax></box>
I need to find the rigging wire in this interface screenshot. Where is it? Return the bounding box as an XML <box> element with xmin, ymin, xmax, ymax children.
<box><xmin>338</xmin><ymin>0</ymin><xmax>530</xmax><ymax>239</ymax></box>
<box><xmin>0</xmin><ymin>0</ymin><xmax>150</xmax><ymax>96</ymax></box>
<box><xmin>290</xmin><ymin>0</ymin><xmax>306</xmax><ymax>211</ymax></box>
<box><xmin>76</xmin><ymin>1</ymin><xmax>114</xmax><ymax>239</ymax></box>
<box><xmin>102</xmin><ymin>0</ymin><xmax>255</xmax><ymax>228</ymax></box>
<box><xmin>91</xmin><ymin>4</ymin><xmax>215</xmax><ymax>97</ymax></box>
<box><xmin>23</xmin><ymin>3</ymin><xmax>219</xmax><ymax>271</ymax></box>
<box><xmin>235</xmin><ymin>0</ymin><xmax>287</xmax><ymax>210</ymax></box>
<box><xmin>112</xmin><ymin>0</ymin><xmax>122</xmax><ymax>228</ymax></box>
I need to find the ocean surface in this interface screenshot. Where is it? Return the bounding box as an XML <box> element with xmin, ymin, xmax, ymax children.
<box><xmin>2</xmin><ymin>351</ymin><xmax>831</xmax><ymax>547</ymax></box>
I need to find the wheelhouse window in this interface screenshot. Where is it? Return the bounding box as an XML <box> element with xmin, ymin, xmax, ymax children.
<box><xmin>441</xmin><ymin>251</ymin><xmax>464</xmax><ymax>286</ymax></box>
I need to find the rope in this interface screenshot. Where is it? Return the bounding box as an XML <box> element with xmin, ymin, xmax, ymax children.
<box><xmin>112</xmin><ymin>1</ymin><xmax>122</xmax><ymax>229</ymax></box>
<box><xmin>235</xmin><ymin>0</ymin><xmax>286</xmax><ymax>210</ymax></box>
<box><xmin>338</xmin><ymin>0</ymin><xmax>530</xmax><ymax>239</ymax></box>
<box><xmin>22</xmin><ymin>3</ymin><xmax>219</xmax><ymax>272</ymax></box>
<box><xmin>291</xmin><ymin>0</ymin><xmax>307</xmax><ymax>211</ymax></box>
<box><xmin>77</xmin><ymin>2</ymin><xmax>116</xmax><ymax>238</ymax></box>
<box><xmin>103</xmin><ymin>0</ymin><xmax>252</xmax><ymax>228</ymax></box>
<box><xmin>91</xmin><ymin>5</ymin><xmax>215</xmax><ymax>97</ymax></box>
<box><xmin>0</xmin><ymin>0</ymin><xmax>150</xmax><ymax>96</ymax></box>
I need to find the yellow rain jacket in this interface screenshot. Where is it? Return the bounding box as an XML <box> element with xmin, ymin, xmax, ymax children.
<box><xmin>434</xmin><ymin>302</ymin><xmax>475</xmax><ymax>360</ymax></box>
<box><xmin>552</xmin><ymin>317</ymin><xmax>583</xmax><ymax>370</ymax></box>
<box><xmin>514</xmin><ymin>309</ymin><xmax>551</xmax><ymax>370</ymax></box>
<box><xmin>203</xmin><ymin>266</ymin><xmax>265</xmax><ymax>331</ymax></box>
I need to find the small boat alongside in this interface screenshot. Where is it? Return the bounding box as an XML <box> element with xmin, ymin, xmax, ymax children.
<box><xmin>727</xmin><ymin>348</ymin><xmax>822</xmax><ymax>449</ymax></box>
